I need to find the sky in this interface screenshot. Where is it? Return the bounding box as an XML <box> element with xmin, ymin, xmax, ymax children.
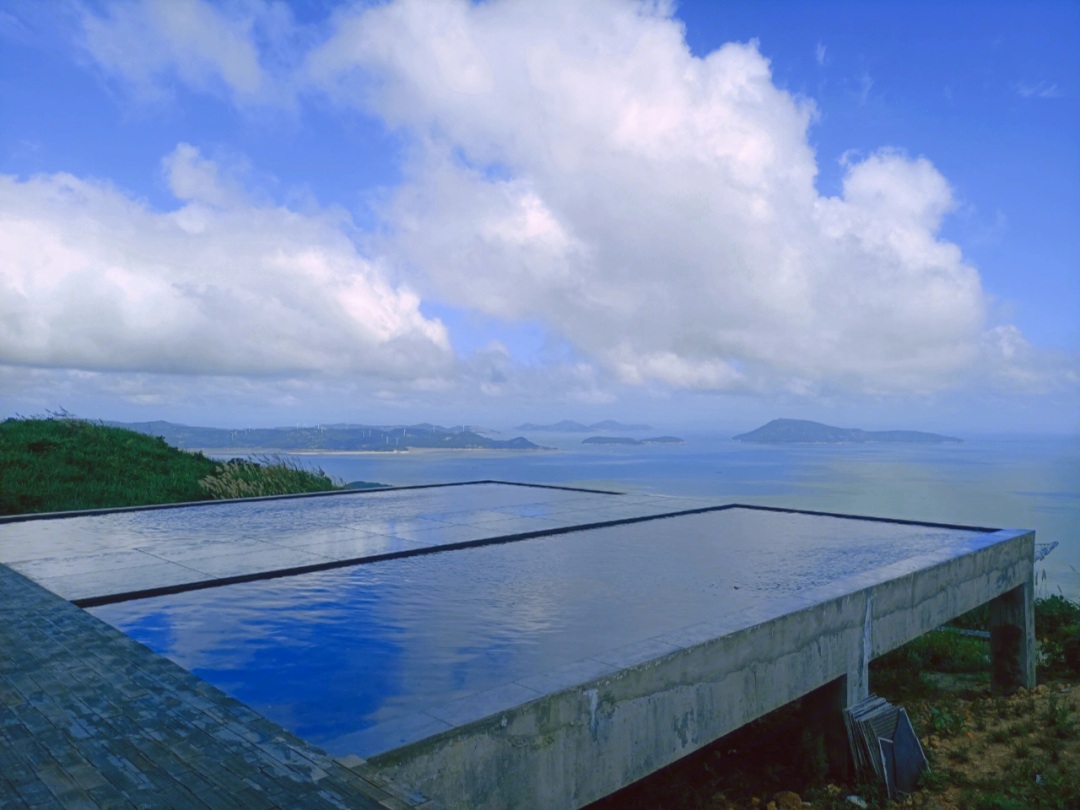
<box><xmin>1</xmin><ymin>0</ymin><xmax>1077</xmax><ymax>433</ymax></box>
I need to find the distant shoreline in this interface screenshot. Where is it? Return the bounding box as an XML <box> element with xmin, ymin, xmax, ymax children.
<box><xmin>192</xmin><ymin>446</ymin><xmax>558</xmax><ymax>456</ymax></box>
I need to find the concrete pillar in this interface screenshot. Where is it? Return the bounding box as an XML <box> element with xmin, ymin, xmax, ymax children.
<box><xmin>989</xmin><ymin>576</ymin><xmax>1036</xmax><ymax>695</ymax></box>
<box><xmin>846</xmin><ymin>589</ymin><xmax>873</xmax><ymax>707</ymax></box>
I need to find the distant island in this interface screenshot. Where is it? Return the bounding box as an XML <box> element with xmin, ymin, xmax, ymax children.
<box><xmin>732</xmin><ymin>419</ymin><xmax>961</xmax><ymax>445</ymax></box>
<box><xmin>108</xmin><ymin>421</ymin><xmax>543</xmax><ymax>452</ymax></box>
<box><xmin>583</xmin><ymin>436</ymin><xmax>685</xmax><ymax>445</ymax></box>
<box><xmin>515</xmin><ymin>419</ymin><xmax>653</xmax><ymax>432</ymax></box>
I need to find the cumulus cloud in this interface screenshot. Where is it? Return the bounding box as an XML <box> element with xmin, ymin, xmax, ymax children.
<box><xmin>0</xmin><ymin>144</ymin><xmax>451</xmax><ymax>379</ymax></box>
<box><xmin>302</xmin><ymin>0</ymin><xmax>1005</xmax><ymax>394</ymax></box>
<box><xmin>65</xmin><ymin>0</ymin><xmax>1075</xmax><ymax>400</ymax></box>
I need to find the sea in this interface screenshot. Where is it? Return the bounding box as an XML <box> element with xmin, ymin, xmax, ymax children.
<box><xmin>214</xmin><ymin>431</ymin><xmax>1080</xmax><ymax>600</ymax></box>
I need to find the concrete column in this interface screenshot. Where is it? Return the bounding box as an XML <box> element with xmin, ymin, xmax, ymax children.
<box><xmin>989</xmin><ymin>575</ymin><xmax>1036</xmax><ymax>694</ymax></box>
<box><xmin>846</xmin><ymin>589</ymin><xmax>873</xmax><ymax>707</ymax></box>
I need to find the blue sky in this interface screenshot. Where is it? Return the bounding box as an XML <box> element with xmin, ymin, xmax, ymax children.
<box><xmin>1</xmin><ymin>0</ymin><xmax>1077</xmax><ymax>432</ymax></box>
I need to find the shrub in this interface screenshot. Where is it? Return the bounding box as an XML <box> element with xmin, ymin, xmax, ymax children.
<box><xmin>198</xmin><ymin>455</ymin><xmax>341</xmax><ymax>499</ymax></box>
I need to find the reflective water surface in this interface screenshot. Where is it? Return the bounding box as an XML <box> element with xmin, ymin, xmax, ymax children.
<box><xmin>0</xmin><ymin>483</ymin><xmax>706</xmax><ymax>601</ymax></box>
<box><xmin>91</xmin><ymin>508</ymin><xmax>985</xmax><ymax>756</ymax></box>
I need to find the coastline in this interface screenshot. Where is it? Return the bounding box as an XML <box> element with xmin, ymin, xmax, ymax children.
<box><xmin>191</xmin><ymin>446</ymin><xmax>559</xmax><ymax>456</ymax></box>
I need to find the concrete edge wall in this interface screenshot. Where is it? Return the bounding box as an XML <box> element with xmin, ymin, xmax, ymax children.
<box><xmin>370</xmin><ymin>529</ymin><xmax>1034</xmax><ymax>810</ymax></box>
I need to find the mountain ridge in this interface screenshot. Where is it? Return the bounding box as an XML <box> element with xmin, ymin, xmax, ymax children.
<box><xmin>732</xmin><ymin>418</ymin><xmax>961</xmax><ymax>445</ymax></box>
<box><xmin>515</xmin><ymin>419</ymin><xmax>653</xmax><ymax>432</ymax></box>
<box><xmin>582</xmin><ymin>436</ymin><xmax>685</xmax><ymax>445</ymax></box>
<box><xmin>105</xmin><ymin>421</ymin><xmax>542</xmax><ymax>452</ymax></box>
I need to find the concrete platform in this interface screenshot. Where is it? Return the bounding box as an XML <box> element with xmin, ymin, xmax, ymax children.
<box><xmin>366</xmin><ymin>516</ymin><xmax>1034</xmax><ymax>810</ymax></box>
<box><xmin>0</xmin><ymin>482</ymin><xmax>705</xmax><ymax>605</ymax></box>
<box><xmin>1</xmin><ymin>484</ymin><xmax>1036</xmax><ymax>810</ymax></box>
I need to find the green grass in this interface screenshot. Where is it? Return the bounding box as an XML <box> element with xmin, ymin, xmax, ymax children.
<box><xmin>869</xmin><ymin>629</ymin><xmax>991</xmax><ymax>702</ymax></box>
<box><xmin>941</xmin><ymin>595</ymin><xmax>1080</xmax><ymax>681</ymax></box>
<box><xmin>1035</xmin><ymin>595</ymin><xmax>1080</xmax><ymax>680</ymax></box>
<box><xmin>0</xmin><ymin>416</ymin><xmax>341</xmax><ymax>515</ymax></box>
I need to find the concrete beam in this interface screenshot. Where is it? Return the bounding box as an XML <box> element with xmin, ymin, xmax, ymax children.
<box><xmin>371</xmin><ymin>529</ymin><xmax>1034</xmax><ymax>810</ymax></box>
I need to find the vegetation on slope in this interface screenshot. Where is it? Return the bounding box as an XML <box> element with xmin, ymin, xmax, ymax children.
<box><xmin>0</xmin><ymin>415</ymin><xmax>342</xmax><ymax>516</ymax></box>
<box><xmin>197</xmin><ymin>455</ymin><xmax>342</xmax><ymax>500</ymax></box>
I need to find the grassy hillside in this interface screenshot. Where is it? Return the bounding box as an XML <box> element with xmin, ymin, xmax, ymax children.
<box><xmin>0</xmin><ymin>417</ymin><xmax>341</xmax><ymax>516</ymax></box>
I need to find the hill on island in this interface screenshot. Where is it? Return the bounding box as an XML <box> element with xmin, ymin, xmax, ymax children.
<box><xmin>108</xmin><ymin>421</ymin><xmax>543</xmax><ymax>452</ymax></box>
<box><xmin>0</xmin><ymin>417</ymin><xmax>347</xmax><ymax>515</ymax></box>
<box><xmin>516</xmin><ymin>419</ymin><xmax>653</xmax><ymax>432</ymax></box>
<box><xmin>733</xmin><ymin>419</ymin><xmax>961</xmax><ymax>445</ymax></box>
<box><xmin>582</xmin><ymin>436</ymin><xmax>685</xmax><ymax>445</ymax></box>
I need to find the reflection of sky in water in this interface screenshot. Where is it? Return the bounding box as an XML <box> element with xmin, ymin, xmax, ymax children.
<box><xmin>271</xmin><ymin>435</ymin><xmax>1079</xmax><ymax>597</ymax></box>
<box><xmin>91</xmin><ymin>509</ymin><xmax>983</xmax><ymax>753</ymax></box>
<box><xmin>0</xmin><ymin>483</ymin><xmax>598</xmax><ymax>562</ymax></box>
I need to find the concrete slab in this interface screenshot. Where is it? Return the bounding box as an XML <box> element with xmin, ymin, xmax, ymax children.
<box><xmin>1</xmin><ymin>482</ymin><xmax>697</xmax><ymax>604</ymax></box>
<box><xmin>2</xmin><ymin>484</ymin><xmax>1034</xmax><ymax>810</ymax></box>
<box><xmin>178</xmin><ymin>548</ymin><xmax>335</xmax><ymax>579</ymax></box>
<box><xmin>366</xmin><ymin>524</ymin><xmax>1033</xmax><ymax>810</ymax></box>
<box><xmin>32</xmin><ymin>562</ymin><xmax>211</xmax><ymax>603</ymax></box>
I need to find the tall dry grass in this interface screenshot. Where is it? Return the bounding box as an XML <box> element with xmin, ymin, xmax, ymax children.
<box><xmin>198</xmin><ymin>454</ymin><xmax>341</xmax><ymax>499</ymax></box>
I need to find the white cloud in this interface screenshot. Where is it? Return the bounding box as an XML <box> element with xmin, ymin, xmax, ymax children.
<box><xmin>856</xmin><ymin>70</ymin><xmax>874</xmax><ymax>104</ymax></box>
<box><xmin>79</xmin><ymin>0</ymin><xmax>285</xmax><ymax>103</ymax></box>
<box><xmin>1011</xmin><ymin>80</ymin><xmax>1061</xmax><ymax>99</ymax></box>
<box><xmin>0</xmin><ymin>145</ymin><xmax>451</xmax><ymax>379</ymax></box>
<box><xmin>64</xmin><ymin>0</ymin><xmax>1077</xmax><ymax>401</ymax></box>
<box><xmin>304</xmin><ymin>0</ymin><xmax>1012</xmax><ymax>395</ymax></box>
<box><xmin>815</xmin><ymin>42</ymin><xmax>826</xmax><ymax>67</ymax></box>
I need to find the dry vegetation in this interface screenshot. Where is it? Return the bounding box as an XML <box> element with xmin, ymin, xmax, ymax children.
<box><xmin>197</xmin><ymin>453</ymin><xmax>340</xmax><ymax>499</ymax></box>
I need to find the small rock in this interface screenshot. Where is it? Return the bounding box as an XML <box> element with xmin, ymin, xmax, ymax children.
<box><xmin>846</xmin><ymin>797</ymin><xmax>868</xmax><ymax>809</ymax></box>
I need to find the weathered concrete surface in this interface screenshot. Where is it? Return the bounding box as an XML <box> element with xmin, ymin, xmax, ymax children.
<box><xmin>370</xmin><ymin>528</ymin><xmax>1034</xmax><ymax>810</ymax></box>
<box><xmin>989</xmin><ymin>581</ymin><xmax>1036</xmax><ymax>694</ymax></box>
<box><xmin>0</xmin><ymin>563</ymin><xmax>438</xmax><ymax>809</ymax></box>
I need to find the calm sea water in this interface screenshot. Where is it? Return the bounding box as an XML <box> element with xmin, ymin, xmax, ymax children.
<box><xmin>218</xmin><ymin>432</ymin><xmax>1079</xmax><ymax>599</ymax></box>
